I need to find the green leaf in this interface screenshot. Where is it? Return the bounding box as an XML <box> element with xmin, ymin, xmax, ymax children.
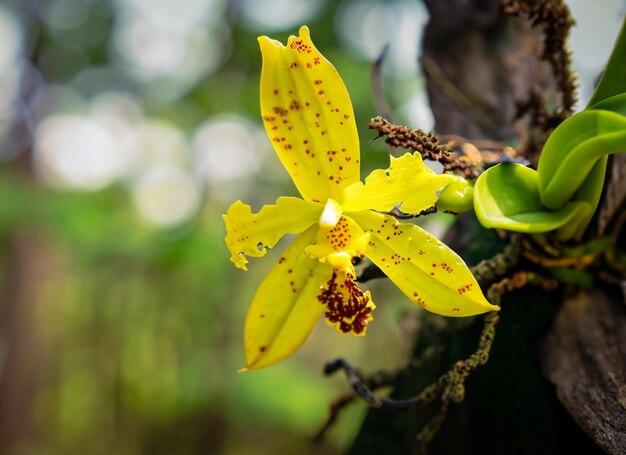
<box><xmin>557</xmin><ymin>156</ymin><xmax>607</xmax><ymax>240</ymax></box>
<box><xmin>588</xmin><ymin>17</ymin><xmax>626</xmax><ymax>106</ymax></box>
<box><xmin>473</xmin><ymin>163</ymin><xmax>591</xmax><ymax>233</ymax></box>
<box><xmin>548</xmin><ymin>267</ymin><xmax>594</xmax><ymax>289</ymax></box>
<box><xmin>560</xmin><ymin>235</ymin><xmax>611</xmax><ymax>258</ymax></box>
<box><xmin>538</xmin><ymin>110</ymin><xmax>626</xmax><ymax>210</ymax></box>
<box><xmin>472</xmin><ymin>18</ymin><xmax>626</xmax><ymax>240</ymax></box>
<box><xmin>589</xmin><ymin>93</ymin><xmax>626</xmax><ymax>115</ymax></box>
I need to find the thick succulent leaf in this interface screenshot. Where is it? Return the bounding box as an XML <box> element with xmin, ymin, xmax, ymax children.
<box><xmin>562</xmin><ymin>91</ymin><xmax>626</xmax><ymax>239</ymax></box>
<box><xmin>537</xmin><ymin>110</ymin><xmax>626</xmax><ymax>201</ymax></box>
<box><xmin>524</xmin><ymin>16</ymin><xmax>626</xmax><ymax>241</ymax></box>
<box><xmin>258</xmin><ymin>26</ymin><xmax>360</xmax><ymax>203</ymax></box>
<box><xmin>224</xmin><ymin>197</ymin><xmax>321</xmax><ymax>270</ymax></box>
<box><xmin>243</xmin><ymin>227</ymin><xmax>330</xmax><ymax>370</ymax></box>
<box><xmin>558</xmin><ymin>157</ymin><xmax>607</xmax><ymax>241</ymax></box>
<box><xmin>588</xmin><ymin>17</ymin><xmax>626</xmax><ymax>106</ymax></box>
<box><xmin>538</xmin><ymin>110</ymin><xmax>626</xmax><ymax>209</ymax></box>
<box><xmin>541</xmin><ymin>16</ymin><xmax>626</xmax><ymax>238</ymax></box>
<box><xmin>474</xmin><ymin>163</ymin><xmax>591</xmax><ymax>233</ymax></box>
<box><xmin>342</xmin><ymin>152</ymin><xmax>456</xmax><ymax>212</ymax></box>
<box><xmin>351</xmin><ymin>211</ymin><xmax>498</xmax><ymax>317</ymax></box>
<box><xmin>589</xmin><ymin>93</ymin><xmax>626</xmax><ymax>116</ymax></box>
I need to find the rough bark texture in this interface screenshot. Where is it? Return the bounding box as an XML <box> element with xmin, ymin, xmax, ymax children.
<box><xmin>349</xmin><ymin>231</ymin><xmax>602</xmax><ymax>454</ymax></box>
<box><xmin>0</xmin><ymin>230</ymin><xmax>55</xmax><ymax>452</ymax></box>
<box><xmin>598</xmin><ymin>155</ymin><xmax>626</xmax><ymax>236</ymax></box>
<box><xmin>421</xmin><ymin>0</ymin><xmax>555</xmax><ymax>143</ymax></box>
<box><xmin>541</xmin><ymin>289</ymin><xmax>626</xmax><ymax>455</ymax></box>
<box><xmin>349</xmin><ymin>1</ymin><xmax>615</xmax><ymax>453</ymax></box>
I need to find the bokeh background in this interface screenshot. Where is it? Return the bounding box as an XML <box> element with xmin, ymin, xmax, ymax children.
<box><xmin>0</xmin><ymin>0</ymin><xmax>623</xmax><ymax>453</ymax></box>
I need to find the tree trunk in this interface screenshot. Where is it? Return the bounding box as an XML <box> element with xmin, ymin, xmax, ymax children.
<box><xmin>0</xmin><ymin>229</ymin><xmax>57</xmax><ymax>452</ymax></box>
<box><xmin>349</xmin><ymin>1</ymin><xmax>619</xmax><ymax>453</ymax></box>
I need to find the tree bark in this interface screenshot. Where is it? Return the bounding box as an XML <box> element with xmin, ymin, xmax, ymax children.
<box><xmin>541</xmin><ymin>289</ymin><xmax>626</xmax><ymax>454</ymax></box>
<box><xmin>349</xmin><ymin>1</ymin><xmax>613</xmax><ymax>453</ymax></box>
<box><xmin>421</xmin><ymin>0</ymin><xmax>555</xmax><ymax>141</ymax></box>
<box><xmin>0</xmin><ymin>229</ymin><xmax>56</xmax><ymax>452</ymax></box>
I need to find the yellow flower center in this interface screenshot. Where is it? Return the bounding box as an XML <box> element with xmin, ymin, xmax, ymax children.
<box><xmin>319</xmin><ymin>198</ymin><xmax>342</xmax><ymax>227</ymax></box>
<box><xmin>305</xmin><ymin>211</ymin><xmax>369</xmax><ymax>260</ymax></box>
<box><xmin>303</xmin><ymin>209</ymin><xmax>375</xmax><ymax>335</ymax></box>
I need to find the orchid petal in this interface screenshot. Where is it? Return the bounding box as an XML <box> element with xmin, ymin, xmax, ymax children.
<box><xmin>342</xmin><ymin>153</ymin><xmax>456</xmax><ymax>213</ymax></box>
<box><xmin>351</xmin><ymin>211</ymin><xmax>498</xmax><ymax>317</ymax></box>
<box><xmin>243</xmin><ymin>227</ymin><xmax>330</xmax><ymax>370</ymax></box>
<box><xmin>224</xmin><ymin>197</ymin><xmax>321</xmax><ymax>270</ymax></box>
<box><xmin>305</xmin><ymin>215</ymin><xmax>369</xmax><ymax>260</ymax></box>
<box><xmin>319</xmin><ymin>252</ymin><xmax>375</xmax><ymax>335</ymax></box>
<box><xmin>259</xmin><ymin>26</ymin><xmax>360</xmax><ymax>203</ymax></box>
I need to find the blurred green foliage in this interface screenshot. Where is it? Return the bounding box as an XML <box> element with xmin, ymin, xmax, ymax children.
<box><xmin>0</xmin><ymin>0</ymin><xmax>425</xmax><ymax>453</ymax></box>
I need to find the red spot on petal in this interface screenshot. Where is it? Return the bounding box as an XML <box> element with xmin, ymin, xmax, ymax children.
<box><xmin>318</xmin><ymin>272</ymin><xmax>373</xmax><ymax>335</ymax></box>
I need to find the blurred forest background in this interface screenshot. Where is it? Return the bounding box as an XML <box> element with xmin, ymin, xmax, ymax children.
<box><xmin>0</xmin><ymin>0</ymin><xmax>623</xmax><ymax>453</ymax></box>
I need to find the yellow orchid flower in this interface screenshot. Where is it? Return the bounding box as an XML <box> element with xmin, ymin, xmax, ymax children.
<box><xmin>224</xmin><ymin>26</ymin><xmax>498</xmax><ymax>371</ymax></box>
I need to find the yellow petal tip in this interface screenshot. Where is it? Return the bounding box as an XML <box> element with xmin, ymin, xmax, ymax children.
<box><xmin>467</xmin><ymin>297</ymin><xmax>500</xmax><ymax>315</ymax></box>
<box><xmin>229</xmin><ymin>252</ymin><xmax>249</xmax><ymax>271</ymax></box>
<box><xmin>238</xmin><ymin>367</ymin><xmax>249</xmax><ymax>373</ymax></box>
<box><xmin>298</xmin><ymin>25</ymin><xmax>310</xmax><ymax>39</ymax></box>
<box><xmin>477</xmin><ymin>301</ymin><xmax>500</xmax><ymax>314</ymax></box>
<box><xmin>257</xmin><ymin>35</ymin><xmax>282</xmax><ymax>54</ymax></box>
